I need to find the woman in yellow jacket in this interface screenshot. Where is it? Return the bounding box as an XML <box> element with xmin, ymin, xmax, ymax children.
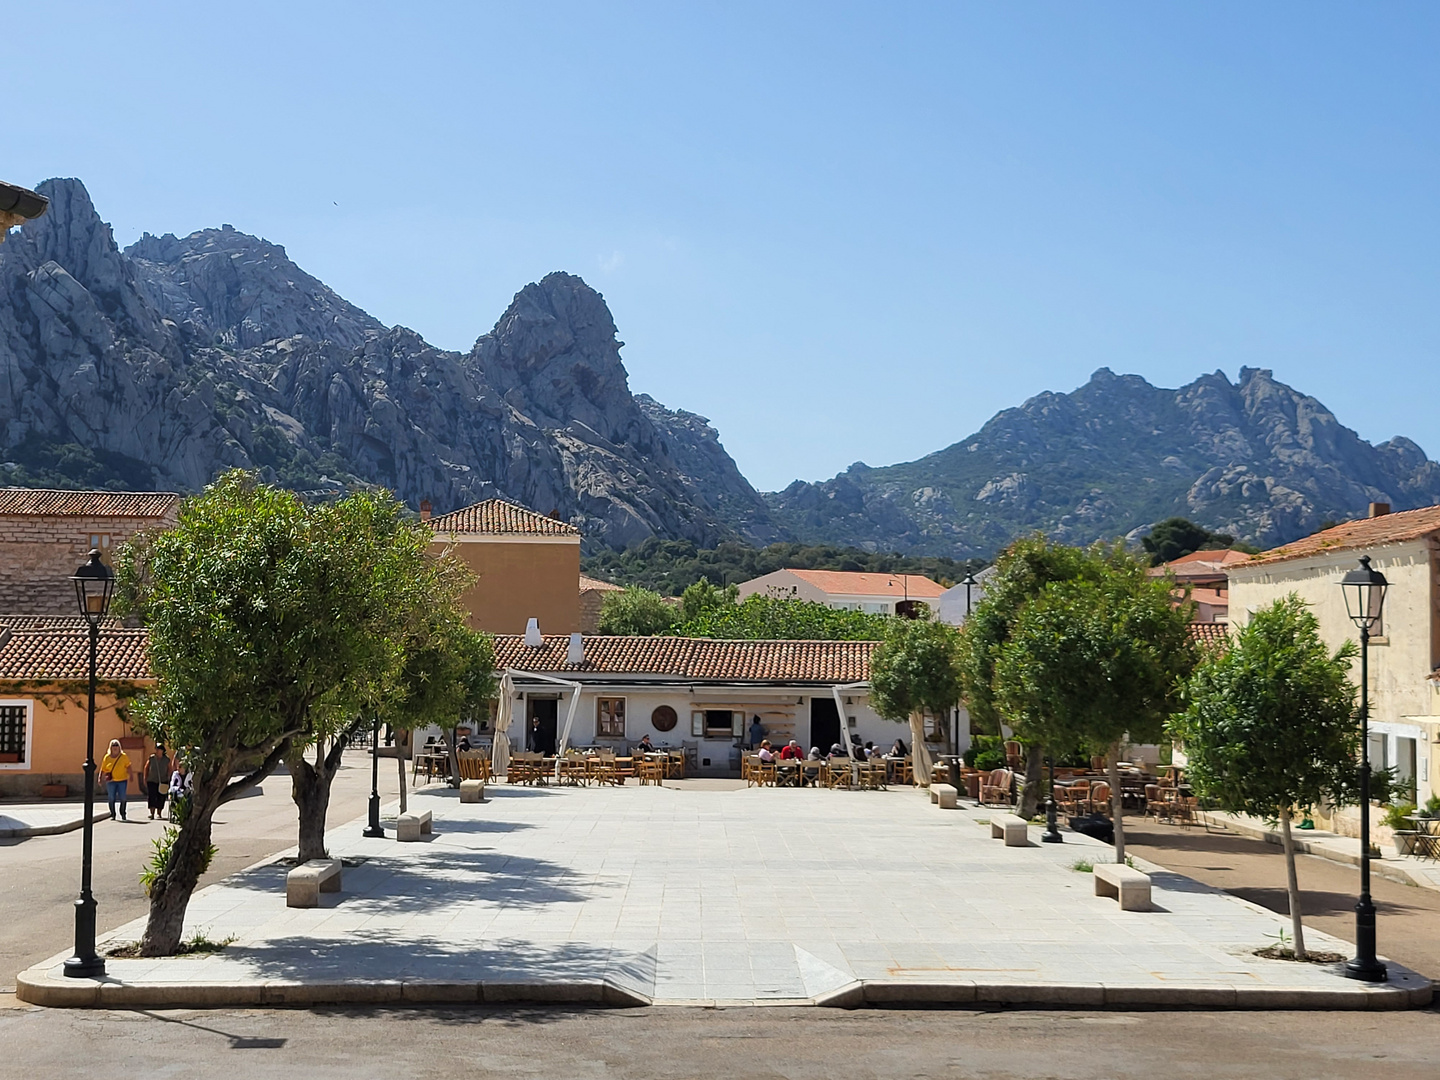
<box><xmin>99</xmin><ymin>739</ymin><xmax>135</xmax><ymax>821</ymax></box>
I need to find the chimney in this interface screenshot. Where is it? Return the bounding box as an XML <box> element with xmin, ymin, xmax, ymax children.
<box><xmin>524</xmin><ymin>618</ymin><xmax>543</xmax><ymax>648</ymax></box>
<box><xmin>1369</xmin><ymin>502</ymin><xmax>1391</xmax><ymax>519</ymax></box>
<box><xmin>419</xmin><ymin>499</ymin><xmax>432</xmax><ymax>522</ymax></box>
<box><xmin>567</xmin><ymin>632</ymin><xmax>584</xmax><ymax>665</ymax></box>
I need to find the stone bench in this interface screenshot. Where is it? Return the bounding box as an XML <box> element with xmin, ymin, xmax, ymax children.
<box><xmin>286</xmin><ymin>858</ymin><xmax>342</xmax><ymax>908</ymax></box>
<box><xmin>1093</xmin><ymin>862</ymin><xmax>1151</xmax><ymax>910</ymax></box>
<box><xmin>397</xmin><ymin>809</ymin><xmax>433</xmax><ymax>842</ymax></box>
<box><xmin>990</xmin><ymin>813</ymin><xmax>1029</xmax><ymax>846</ymax></box>
<box><xmin>929</xmin><ymin>783</ymin><xmax>957</xmax><ymax>809</ymax></box>
<box><xmin>460</xmin><ymin>779</ymin><xmax>485</xmax><ymax>803</ymax></box>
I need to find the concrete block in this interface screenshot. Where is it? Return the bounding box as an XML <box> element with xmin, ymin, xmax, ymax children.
<box><xmin>397</xmin><ymin>809</ymin><xmax>433</xmax><ymax>842</ymax></box>
<box><xmin>286</xmin><ymin>858</ymin><xmax>342</xmax><ymax>907</ymax></box>
<box><xmin>459</xmin><ymin>779</ymin><xmax>485</xmax><ymax>803</ymax></box>
<box><xmin>931</xmin><ymin>783</ymin><xmax>957</xmax><ymax>809</ymax></box>
<box><xmin>990</xmin><ymin>813</ymin><xmax>1028</xmax><ymax>846</ymax></box>
<box><xmin>1093</xmin><ymin>863</ymin><xmax>1151</xmax><ymax>910</ymax></box>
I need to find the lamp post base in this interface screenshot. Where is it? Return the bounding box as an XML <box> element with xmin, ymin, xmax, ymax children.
<box><xmin>1342</xmin><ymin>957</ymin><xmax>1387</xmax><ymax>982</ymax></box>
<box><xmin>63</xmin><ymin>954</ymin><xmax>106</xmax><ymax>978</ymax></box>
<box><xmin>1042</xmin><ymin>803</ymin><xmax>1064</xmax><ymax>843</ymax></box>
<box><xmin>362</xmin><ymin>793</ymin><xmax>384</xmax><ymax>838</ymax></box>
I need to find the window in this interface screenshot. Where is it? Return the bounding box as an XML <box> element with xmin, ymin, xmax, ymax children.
<box><xmin>88</xmin><ymin>534</ymin><xmax>113</xmax><ymax>564</ymax></box>
<box><xmin>0</xmin><ymin>702</ymin><xmax>30</xmax><ymax>766</ymax></box>
<box><xmin>596</xmin><ymin>697</ymin><xmax>626</xmax><ymax>738</ymax></box>
<box><xmin>693</xmin><ymin>709</ymin><xmax>743</xmax><ymax>738</ymax></box>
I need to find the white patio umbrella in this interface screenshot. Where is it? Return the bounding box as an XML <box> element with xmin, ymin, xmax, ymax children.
<box><xmin>491</xmin><ymin>671</ymin><xmax>515</xmax><ymax>778</ymax></box>
<box><xmin>909</xmin><ymin>712</ymin><xmax>935</xmax><ymax>786</ymax></box>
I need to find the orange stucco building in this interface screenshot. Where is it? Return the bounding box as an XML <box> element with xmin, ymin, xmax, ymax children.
<box><xmin>0</xmin><ymin>618</ymin><xmax>155</xmax><ymax>799</ymax></box>
<box><xmin>426</xmin><ymin>499</ymin><xmax>582</xmax><ymax>636</ymax></box>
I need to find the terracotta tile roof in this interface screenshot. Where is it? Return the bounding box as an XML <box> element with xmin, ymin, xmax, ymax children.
<box><xmin>427</xmin><ymin>499</ymin><xmax>580</xmax><ymax>537</ymax></box>
<box><xmin>0</xmin><ymin>615</ymin><xmax>124</xmax><ymax>630</ymax></box>
<box><xmin>1243</xmin><ymin>505</ymin><xmax>1440</xmax><ymax>567</ymax></box>
<box><xmin>1168</xmin><ymin>548</ymin><xmax>1252</xmax><ymax>568</ymax></box>
<box><xmin>0</xmin><ymin>488</ymin><xmax>179</xmax><ymax>518</ymax></box>
<box><xmin>776</xmin><ymin>569</ymin><xmax>946</xmax><ymax>599</ymax></box>
<box><xmin>492</xmin><ymin>635</ymin><xmax>876</xmax><ymax>683</ymax></box>
<box><xmin>579</xmin><ymin>575</ymin><xmax>624</xmax><ymax>592</ymax></box>
<box><xmin>0</xmin><ymin>626</ymin><xmax>152</xmax><ymax>682</ymax></box>
<box><xmin>1187</xmin><ymin>622</ymin><xmax>1231</xmax><ymax>650</ymax></box>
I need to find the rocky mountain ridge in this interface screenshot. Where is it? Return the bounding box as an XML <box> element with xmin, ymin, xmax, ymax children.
<box><xmin>4</xmin><ymin>177</ymin><xmax>1438</xmax><ymax>558</ymax></box>
<box><xmin>764</xmin><ymin>366</ymin><xmax>1440</xmax><ymax>555</ymax></box>
<box><xmin>0</xmin><ymin>178</ymin><xmax>765</xmax><ymax>549</ymax></box>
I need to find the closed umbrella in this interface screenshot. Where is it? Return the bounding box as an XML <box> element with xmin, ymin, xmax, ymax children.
<box><xmin>491</xmin><ymin>671</ymin><xmax>515</xmax><ymax>778</ymax></box>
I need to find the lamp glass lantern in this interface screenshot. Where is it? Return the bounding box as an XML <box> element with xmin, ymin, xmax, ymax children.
<box><xmin>72</xmin><ymin>550</ymin><xmax>115</xmax><ymax>624</ymax></box>
<box><xmin>1341</xmin><ymin>556</ymin><xmax>1387</xmax><ymax>633</ymax></box>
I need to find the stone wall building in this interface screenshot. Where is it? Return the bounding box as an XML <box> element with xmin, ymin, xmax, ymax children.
<box><xmin>0</xmin><ymin>489</ymin><xmax>179</xmax><ymax>614</ymax></box>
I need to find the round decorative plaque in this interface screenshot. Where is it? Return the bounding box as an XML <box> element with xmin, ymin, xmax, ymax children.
<box><xmin>651</xmin><ymin>705</ymin><xmax>677</xmax><ymax>732</ymax></box>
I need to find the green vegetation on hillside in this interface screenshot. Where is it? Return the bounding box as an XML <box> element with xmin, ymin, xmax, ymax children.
<box><xmin>583</xmin><ymin>538</ymin><xmax>982</xmax><ymax>596</ymax></box>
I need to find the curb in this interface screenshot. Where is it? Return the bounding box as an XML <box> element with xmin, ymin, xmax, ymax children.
<box><xmin>17</xmin><ymin>962</ymin><xmax>1428</xmax><ymax>1011</ymax></box>
<box><xmin>0</xmin><ymin>809</ymin><xmax>110</xmax><ymax>839</ymax></box>
<box><xmin>15</xmin><ymin>965</ymin><xmax>652</xmax><ymax>1009</ymax></box>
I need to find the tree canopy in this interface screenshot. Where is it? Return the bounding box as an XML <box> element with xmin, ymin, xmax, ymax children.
<box><xmin>583</xmin><ymin>537</ymin><xmax>979</xmax><ymax>596</ymax></box>
<box><xmin>672</xmin><ymin>594</ymin><xmax>896</xmax><ymax>641</ymax></box>
<box><xmin>870</xmin><ymin>618</ymin><xmax>964</xmax><ymax>723</ymax></box>
<box><xmin>597</xmin><ymin>586</ymin><xmax>680</xmax><ymax>635</ymax></box>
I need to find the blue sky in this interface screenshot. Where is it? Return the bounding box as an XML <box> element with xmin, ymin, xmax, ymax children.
<box><xmin>6</xmin><ymin>2</ymin><xmax>1437</xmax><ymax>491</ymax></box>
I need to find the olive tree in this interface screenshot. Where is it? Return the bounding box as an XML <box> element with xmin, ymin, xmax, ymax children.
<box><xmin>870</xmin><ymin>618</ymin><xmax>964</xmax><ymax>785</ymax></box>
<box><xmin>992</xmin><ymin>545</ymin><xmax>1195</xmax><ymax>859</ymax></box>
<box><xmin>117</xmin><ymin>472</ymin><xmax>459</xmax><ymax>953</ymax></box>
<box><xmin>1171</xmin><ymin>596</ymin><xmax>1358</xmax><ymax>959</ymax></box>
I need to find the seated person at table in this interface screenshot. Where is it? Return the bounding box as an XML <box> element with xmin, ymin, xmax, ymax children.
<box><xmin>807</xmin><ymin>746</ymin><xmax>822</xmax><ymax>760</ymax></box>
<box><xmin>779</xmin><ymin>740</ymin><xmax>805</xmax><ymax>761</ymax></box>
<box><xmin>863</xmin><ymin>740</ymin><xmax>876</xmax><ymax>758</ymax></box>
<box><xmin>636</xmin><ymin>734</ymin><xmax>656</xmax><ymax>754</ymax></box>
<box><xmin>456</xmin><ymin>735</ymin><xmax>471</xmax><ymax>751</ymax></box>
<box><xmin>757</xmin><ymin>740</ymin><xmax>775</xmax><ymax>763</ymax></box>
<box><xmin>850</xmin><ymin>736</ymin><xmax>867</xmax><ymax>761</ymax></box>
<box><xmin>828</xmin><ymin>742</ymin><xmax>847</xmax><ymax>758</ymax></box>
<box><xmin>890</xmin><ymin>737</ymin><xmax>908</xmax><ymax>757</ymax></box>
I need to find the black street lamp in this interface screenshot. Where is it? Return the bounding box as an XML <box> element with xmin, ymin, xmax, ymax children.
<box><xmin>957</xmin><ymin>570</ymin><xmax>980</xmax><ymax>774</ymax></box>
<box><xmin>1340</xmin><ymin>554</ymin><xmax>1388</xmax><ymax>983</ymax></box>
<box><xmin>1042</xmin><ymin>754</ymin><xmax>1063</xmax><ymax>843</ymax></box>
<box><xmin>64</xmin><ymin>549</ymin><xmax>114</xmax><ymax>979</ymax></box>
<box><xmin>363</xmin><ymin>715</ymin><xmax>384</xmax><ymax>838</ymax></box>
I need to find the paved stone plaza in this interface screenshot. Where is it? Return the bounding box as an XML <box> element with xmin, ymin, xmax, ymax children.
<box><xmin>18</xmin><ymin>782</ymin><xmax>1430</xmax><ymax>1007</ymax></box>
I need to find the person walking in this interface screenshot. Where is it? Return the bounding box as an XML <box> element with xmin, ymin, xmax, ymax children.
<box><xmin>99</xmin><ymin>739</ymin><xmax>135</xmax><ymax>821</ymax></box>
<box><xmin>144</xmin><ymin>744</ymin><xmax>170</xmax><ymax>820</ymax></box>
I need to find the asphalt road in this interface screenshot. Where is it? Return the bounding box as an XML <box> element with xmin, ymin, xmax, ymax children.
<box><xmin>0</xmin><ymin>749</ymin><xmax>401</xmax><ymax>987</ymax></box>
<box><xmin>0</xmin><ymin>1002</ymin><xmax>1436</xmax><ymax>1079</ymax></box>
<box><xmin>1123</xmin><ymin>817</ymin><xmax>1440</xmax><ymax>980</ymax></box>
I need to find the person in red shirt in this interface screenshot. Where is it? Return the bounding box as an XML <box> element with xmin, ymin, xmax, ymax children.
<box><xmin>779</xmin><ymin>740</ymin><xmax>805</xmax><ymax>761</ymax></box>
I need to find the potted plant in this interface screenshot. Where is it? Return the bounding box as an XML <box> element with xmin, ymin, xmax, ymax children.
<box><xmin>1383</xmin><ymin>802</ymin><xmax>1418</xmax><ymax>856</ymax></box>
<box><xmin>39</xmin><ymin>777</ymin><xmax>68</xmax><ymax>798</ymax></box>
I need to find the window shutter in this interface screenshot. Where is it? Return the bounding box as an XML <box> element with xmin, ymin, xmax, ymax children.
<box><xmin>692</xmin><ymin>711</ymin><xmax>705</xmax><ymax>737</ymax></box>
<box><xmin>731</xmin><ymin>711</ymin><xmax>744</xmax><ymax>736</ymax></box>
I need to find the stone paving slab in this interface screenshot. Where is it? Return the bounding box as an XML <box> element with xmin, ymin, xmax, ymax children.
<box><xmin>17</xmin><ymin>785</ymin><xmax>1432</xmax><ymax>1009</ymax></box>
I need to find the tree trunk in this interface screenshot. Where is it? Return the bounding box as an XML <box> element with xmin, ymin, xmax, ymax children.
<box><xmin>396</xmin><ymin>746</ymin><xmax>408</xmax><ymax>814</ymax></box>
<box><xmin>289</xmin><ymin>757</ymin><xmax>332</xmax><ymax>862</ymax></box>
<box><xmin>139</xmin><ymin>773</ymin><xmax>224</xmax><ymax>956</ymax></box>
<box><xmin>1279</xmin><ymin>807</ymin><xmax>1308</xmax><ymax>960</ymax></box>
<box><xmin>1108</xmin><ymin>744</ymin><xmax>1126</xmax><ymax>864</ymax></box>
<box><xmin>447</xmin><ymin>725</ymin><xmax>461</xmax><ymax>789</ymax></box>
<box><xmin>1019</xmin><ymin>743</ymin><xmax>1045</xmax><ymax>818</ymax></box>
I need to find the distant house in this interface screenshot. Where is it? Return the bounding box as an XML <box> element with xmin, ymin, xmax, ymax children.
<box><xmin>1148</xmin><ymin>548</ymin><xmax>1252</xmax><ymax>624</ymax></box>
<box><xmin>1227</xmin><ymin>502</ymin><xmax>1440</xmax><ymax>809</ymax></box>
<box><xmin>426</xmin><ymin>498</ymin><xmax>582</xmax><ymax>636</ymax></box>
<box><xmin>0</xmin><ymin>489</ymin><xmax>179</xmax><ymax>615</ymax></box>
<box><xmin>0</xmin><ymin>617</ymin><xmax>155</xmax><ymax>798</ymax></box>
<box><xmin>736</xmin><ymin>569</ymin><xmax>945</xmax><ymax>617</ymax></box>
<box><xmin>579</xmin><ymin>574</ymin><xmax>624</xmax><ymax>633</ymax></box>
